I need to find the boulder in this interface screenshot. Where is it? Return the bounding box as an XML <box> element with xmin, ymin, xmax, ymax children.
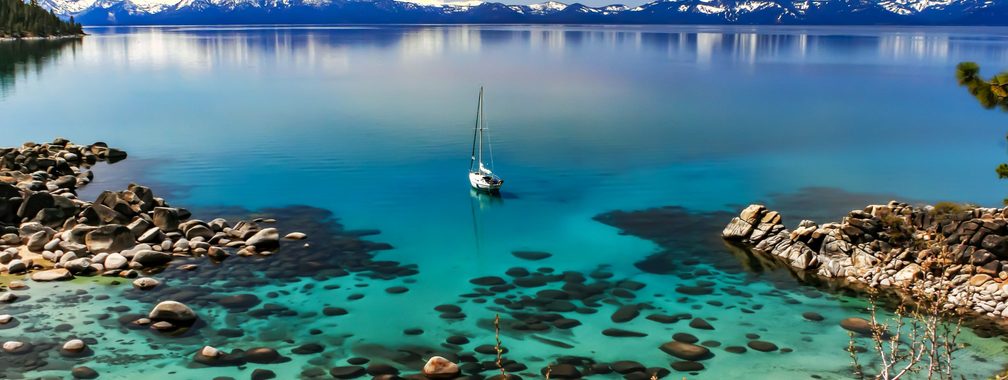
<box><xmin>968</xmin><ymin>274</ymin><xmax>993</xmax><ymax>287</ymax></box>
<box><xmin>246</xmin><ymin>228</ymin><xmax>280</xmax><ymax>250</ymax></box>
<box><xmin>0</xmin><ymin>293</ymin><xmax>17</xmax><ymax>303</ymax></box>
<box><xmin>132</xmin><ymin>277</ymin><xmax>160</xmax><ymax>290</ymax></box>
<box><xmin>71</xmin><ymin>366</ymin><xmax>99</xmax><ymax>379</ymax></box>
<box><xmin>6</xmin><ymin>259</ymin><xmax>26</xmax><ymax>273</ymax></box>
<box><xmin>85</xmin><ymin>225</ymin><xmax>135</xmax><ymax>254</ymax></box>
<box><xmin>2</xmin><ymin>341</ymin><xmax>27</xmax><ymax>354</ymax></box>
<box><xmin>422</xmin><ymin>356</ymin><xmax>460</xmax><ymax>378</ymax></box>
<box><xmin>659</xmin><ymin>341</ymin><xmax>711</xmax><ymax>361</ymax></box>
<box><xmin>217</xmin><ymin>294</ymin><xmax>261</xmax><ymax>310</ymax></box>
<box><xmin>244</xmin><ymin>347</ymin><xmax>281</xmax><ymax>363</ymax></box>
<box><xmin>104</xmin><ymin>253</ymin><xmax>128</xmax><ymax>270</ymax></box>
<box><xmin>153</xmin><ymin>207</ymin><xmax>180</xmax><ymax>232</ymax></box>
<box><xmin>62</xmin><ymin>339</ymin><xmax>86</xmax><ymax>353</ymax></box>
<box><xmin>138</xmin><ymin>227</ymin><xmax>165</xmax><ymax>244</ymax></box>
<box><xmin>149</xmin><ymin>301</ymin><xmax>197</xmax><ymax>325</ymax></box>
<box><xmin>722</xmin><ymin>217</ymin><xmax>754</xmax><ymax>240</ymax></box>
<box><xmin>840</xmin><ymin>317</ymin><xmax>874</xmax><ymax>335</ymax></box>
<box><xmin>18</xmin><ymin>192</ymin><xmax>53</xmax><ymax>219</ymax></box>
<box><xmin>132</xmin><ymin>250</ymin><xmax>172</xmax><ymax>267</ymax></box>
<box><xmin>739</xmin><ymin>204</ymin><xmax>766</xmax><ymax>224</ymax></box>
<box><xmin>63</xmin><ymin>258</ymin><xmax>93</xmax><ymax>274</ymax></box>
<box><xmin>31</xmin><ymin>268</ymin><xmax>73</xmax><ymax>281</ymax></box>
<box><xmin>892</xmin><ymin>264</ymin><xmax>922</xmax><ymax>286</ymax></box>
<box><xmin>26</xmin><ymin>230</ymin><xmax>50</xmax><ymax>252</ymax></box>
<box><xmin>194</xmin><ymin>345</ymin><xmax>221</xmax><ymax>364</ymax></box>
<box><xmin>185</xmin><ymin>224</ymin><xmax>214</xmax><ymax>240</ymax></box>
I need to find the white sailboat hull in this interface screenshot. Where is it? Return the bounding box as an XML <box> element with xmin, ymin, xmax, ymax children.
<box><xmin>469</xmin><ymin>172</ymin><xmax>503</xmax><ymax>192</ymax></box>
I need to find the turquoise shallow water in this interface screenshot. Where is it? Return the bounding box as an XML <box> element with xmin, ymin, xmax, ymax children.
<box><xmin>2</xmin><ymin>25</ymin><xmax>1008</xmax><ymax>379</ymax></box>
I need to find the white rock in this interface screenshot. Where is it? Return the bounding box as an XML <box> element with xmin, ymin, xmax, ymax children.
<box><xmin>200</xmin><ymin>345</ymin><xmax>220</xmax><ymax>358</ymax></box>
<box><xmin>283</xmin><ymin>232</ymin><xmax>307</xmax><ymax>240</ymax></box>
<box><xmin>62</xmin><ymin>339</ymin><xmax>86</xmax><ymax>352</ymax></box>
<box><xmin>423</xmin><ymin>356</ymin><xmax>460</xmax><ymax>379</ymax></box>
<box><xmin>2</xmin><ymin>341</ymin><xmax>24</xmax><ymax>353</ymax></box>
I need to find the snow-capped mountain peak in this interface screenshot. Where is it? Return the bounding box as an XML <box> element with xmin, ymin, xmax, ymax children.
<box><xmin>527</xmin><ymin>0</ymin><xmax>567</xmax><ymax>11</ymax></box>
<box><xmin>39</xmin><ymin>0</ymin><xmax>1008</xmax><ymax>25</ymax></box>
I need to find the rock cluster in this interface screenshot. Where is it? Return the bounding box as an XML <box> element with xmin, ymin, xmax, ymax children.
<box><xmin>0</xmin><ymin>139</ymin><xmax>305</xmax><ymax>279</ymax></box>
<box><xmin>723</xmin><ymin>202</ymin><xmax>1008</xmax><ymax>319</ymax></box>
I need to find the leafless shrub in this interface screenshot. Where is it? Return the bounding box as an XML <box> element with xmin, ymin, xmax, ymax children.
<box><xmin>847</xmin><ymin>287</ymin><xmax>965</xmax><ymax>380</ymax></box>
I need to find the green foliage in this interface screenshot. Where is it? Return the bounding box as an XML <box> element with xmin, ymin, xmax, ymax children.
<box><xmin>931</xmin><ymin>201</ymin><xmax>969</xmax><ymax>217</ymax></box>
<box><xmin>957</xmin><ymin>62</ymin><xmax>1008</xmax><ymax>111</ymax></box>
<box><xmin>879</xmin><ymin>213</ymin><xmax>911</xmax><ymax>243</ymax></box>
<box><xmin>998</xmin><ymin>163</ymin><xmax>1008</xmax><ymax>180</ymax></box>
<box><xmin>0</xmin><ymin>0</ymin><xmax>83</xmax><ymax>38</ymax></box>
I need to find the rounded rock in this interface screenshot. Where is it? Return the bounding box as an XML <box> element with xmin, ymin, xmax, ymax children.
<box><xmin>659</xmin><ymin>341</ymin><xmax>711</xmax><ymax>361</ymax></box>
<box><xmin>132</xmin><ymin>277</ymin><xmax>160</xmax><ymax>290</ymax></box>
<box><xmin>423</xmin><ymin>356</ymin><xmax>460</xmax><ymax>378</ymax></box>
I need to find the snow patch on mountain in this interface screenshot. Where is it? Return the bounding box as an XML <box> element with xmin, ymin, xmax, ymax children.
<box><xmin>38</xmin><ymin>0</ymin><xmax>1008</xmax><ymax>24</ymax></box>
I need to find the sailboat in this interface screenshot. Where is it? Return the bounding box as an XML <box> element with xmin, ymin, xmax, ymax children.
<box><xmin>469</xmin><ymin>87</ymin><xmax>503</xmax><ymax>192</ymax></box>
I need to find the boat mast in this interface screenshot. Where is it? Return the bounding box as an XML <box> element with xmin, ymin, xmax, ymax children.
<box><xmin>470</xmin><ymin>87</ymin><xmax>482</xmax><ymax>173</ymax></box>
<box><xmin>477</xmin><ymin>87</ymin><xmax>484</xmax><ymax>172</ymax></box>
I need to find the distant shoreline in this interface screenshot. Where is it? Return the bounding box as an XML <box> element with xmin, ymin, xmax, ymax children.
<box><xmin>0</xmin><ymin>34</ymin><xmax>85</xmax><ymax>42</ymax></box>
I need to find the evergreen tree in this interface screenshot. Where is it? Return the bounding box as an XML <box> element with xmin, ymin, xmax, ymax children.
<box><xmin>957</xmin><ymin>62</ymin><xmax>1008</xmax><ymax>202</ymax></box>
<box><xmin>0</xmin><ymin>0</ymin><xmax>83</xmax><ymax>38</ymax></box>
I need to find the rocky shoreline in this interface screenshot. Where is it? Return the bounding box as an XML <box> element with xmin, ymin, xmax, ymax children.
<box><xmin>723</xmin><ymin>202</ymin><xmax>1008</xmax><ymax>324</ymax></box>
<box><xmin>0</xmin><ymin>139</ymin><xmax>306</xmax><ymax>334</ymax></box>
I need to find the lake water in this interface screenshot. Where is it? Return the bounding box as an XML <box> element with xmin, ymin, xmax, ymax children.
<box><xmin>2</xmin><ymin>25</ymin><xmax>1008</xmax><ymax>379</ymax></box>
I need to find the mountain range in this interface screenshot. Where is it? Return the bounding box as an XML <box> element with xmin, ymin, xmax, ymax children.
<box><xmin>38</xmin><ymin>0</ymin><xmax>1008</xmax><ymax>26</ymax></box>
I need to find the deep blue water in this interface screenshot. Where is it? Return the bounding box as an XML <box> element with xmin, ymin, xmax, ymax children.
<box><xmin>2</xmin><ymin>25</ymin><xmax>1008</xmax><ymax>379</ymax></box>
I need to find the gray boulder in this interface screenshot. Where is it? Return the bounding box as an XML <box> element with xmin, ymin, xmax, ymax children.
<box><xmin>246</xmin><ymin>228</ymin><xmax>279</xmax><ymax>251</ymax></box>
<box><xmin>131</xmin><ymin>250</ymin><xmax>172</xmax><ymax>267</ymax></box>
<box><xmin>6</xmin><ymin>259</ymin><xmax>26</xmax><ymax>274</ymax></box>
<box><xmin>104</xmin><ymin>253</ymin><xmax>128</xmax><ymax>270</ymax></box>
<box><xmin>137</xmin><ymin>228</ymin><xmax>165</xmax><ymax>244</ymax></box>
<box><xmin>85</xmin><ymin>225</ymin><xmax>134</xmax><ymax>254</ymax></box>
<box><xmin>148</xmin><ymin>301</ymin><xmax>196</xmax><ymax>325</ymax></box>
<box><xmin>153</xmin><ymin>207</ymin><xmax>180</xmax><ymax>232</ymax></box>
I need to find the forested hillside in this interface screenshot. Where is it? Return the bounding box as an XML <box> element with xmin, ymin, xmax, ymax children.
<box><xmin>1</xmin><ymin>0</ymin><xmax>82</xmax><ymax>38</ymax></box>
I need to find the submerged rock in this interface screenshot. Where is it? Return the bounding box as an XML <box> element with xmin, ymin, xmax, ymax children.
<box><xmin>330</xmin><ymin>366</ymin><xmax>367</xmax><ymax>379</ymax></box>
<box><xmin>659</xmin><ymin>341</ymin><xmax>711</xmax><ymax>361</ymax></box>
<box><xmin>71</xmin><ymin>366</ymin><xmax>99</xmax><ymax>379</ymax></box>
<box><xmin>840</xmin><ymin>317</ymin><xmax>874</xmax><ymax>335</ymax></box>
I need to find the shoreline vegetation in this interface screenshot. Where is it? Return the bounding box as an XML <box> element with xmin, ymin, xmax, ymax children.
<box><xmin>0</xmin><ymin>0</ymin><xmax>83</xmax><ymax>40</ymax></box>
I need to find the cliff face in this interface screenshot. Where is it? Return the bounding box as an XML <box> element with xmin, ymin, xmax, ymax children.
<box><xmin>723</xmin><ymin>202</ymin><xmax>1008</xmax><ymax>320</ymax></box>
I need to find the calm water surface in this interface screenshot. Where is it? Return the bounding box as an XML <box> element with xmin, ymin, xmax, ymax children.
<box><xmin>2</xmin><ymin>25</ymin><xmax>1008</xmax><ymax>379</ymax></box>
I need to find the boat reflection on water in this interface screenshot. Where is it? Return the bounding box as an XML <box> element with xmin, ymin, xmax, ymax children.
<box><xmin>468</xmin><ymin>187</ymin><xmax>504</xmax><ymax>257</ymax></box>
<box><xmin>469</xmin><ymin>187</ymin><xmax>504</xmax><ymax>208</ymax></box>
